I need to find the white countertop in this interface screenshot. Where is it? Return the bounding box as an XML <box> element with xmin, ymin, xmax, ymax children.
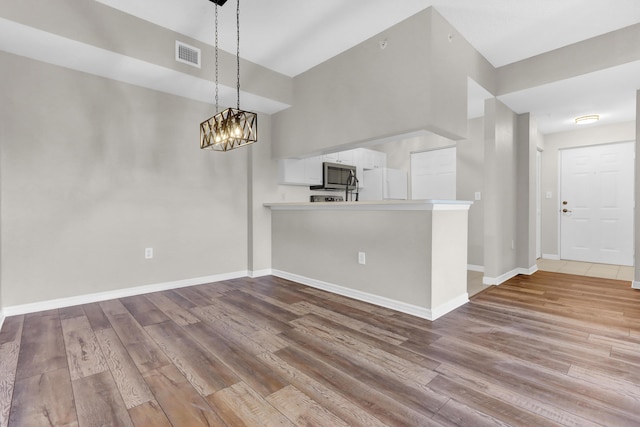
<box><xmin>264</xmin><ymin>199</ymin><xmax>472</xmax><ymax>211</ymax></box>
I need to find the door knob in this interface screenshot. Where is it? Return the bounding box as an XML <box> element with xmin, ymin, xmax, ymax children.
<box><xmin>562</xmin><ymin>201</ymin><xmax>568</xmax><ymax>205</ymax></box>
<box><xmin>562</xmin><ymin>208</ymin><xmax>572</xmax><ymax>213</ymax></box>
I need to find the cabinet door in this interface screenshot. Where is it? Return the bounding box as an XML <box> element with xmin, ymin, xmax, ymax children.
<box><xmin>356</xmin><ymin>149</ymin><xmax>386</xmax><ymax>170</ymax></box>
<box><xmin>324</xmin><ymin>149</ymin><xmax>356</xmax><ymax>165</ymax></box>
<box><xmin>278</xmin><ymin>159</ymin><xmax>306</xmax><ymax>185</ymax></box>
<box><xmin>357</xmin><ymin>148</ymin><xmax>374</xmax><ymax>169</ymax></box>
<box><xmin>323</xmin><ymin>152</ymin><xmax>339</xmax><ymax>163</ymax></box>
<box><xmin>304</xmin><ymin>155</ymin><xmax>322</xmax><ymax>185</ymax></box>
<box><xmin>338</xmin><ymin>149</ymin><xmax>355</xmax><ymax>165</ymax></box>
<box><xmin>278</xmin><ymin>156</ymin><xmax>323</xmax><ymax>186</ymax></box>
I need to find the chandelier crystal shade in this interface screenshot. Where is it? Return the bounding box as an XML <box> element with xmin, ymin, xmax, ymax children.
<box><xmin>200</xmin><ymin>0</ymin><xmax>257</xmax><ymax>152</ymax></box>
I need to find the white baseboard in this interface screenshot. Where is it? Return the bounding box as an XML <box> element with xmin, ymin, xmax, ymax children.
<box><xmin>542</xmin><ymin>254</ymin><xmax>560</xmax><ymax>260</ymax></box>
<box><xmin>467</xmin><ymin>264</ymin><xmax>485</xmax><ymax>273</ymax></box>
<box><xmin>483</xmin><ymin>269</ymin><xmax>517</xmax><ymax>285</ymax></box>
<box><xmin>249</xmin><ymin>269</ymin><xmax>273</xmax><ymax>278</ymax></box>
<box><xmin>520</xmin><ymin>264</ymin><xmax>539</xmax><ymax>275</ymax></box>
<box><xmin>483</xmin><ymin>265</ymin><xmax>537</xmax><ymax>286</ymax></box>
<box><xmin>633</xmin><ymin>281</ymin><xmax>640</xmax><ymax>290</ymax></box>
<box><xmin>431</xmin><ymin>293</ymin><xmax>470</xmax><ymax>320</ymax></box>
<box><xmin>2</xmin><ymin>270</ymin><xmax>248</xmax><ymax>317</ymax></box>
<box><xmin>272</xmin><ymin>270</ymin><xmax>467</xmax><ymax>321</ymax></box>
<box><xmin>1</xmin><ymin>267</ymin><xmax>474</xmax><ymax>322</ymax></box>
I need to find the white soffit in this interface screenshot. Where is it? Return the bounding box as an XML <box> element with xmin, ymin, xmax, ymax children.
<box><xmin>497</xmin><ymin>61</ymin><xmax>640</xmax><ymax>134</ymax></box>
<box><xmin>0</xmin><ymin>18</ymin><xmax>289</xmax><ymax>114</ymax></box>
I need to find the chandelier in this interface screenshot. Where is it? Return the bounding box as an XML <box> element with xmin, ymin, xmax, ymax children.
<box><xmin>200</xmin><ymin>0</ymin><xmax>257</xmax><ymax>152</ymax></box>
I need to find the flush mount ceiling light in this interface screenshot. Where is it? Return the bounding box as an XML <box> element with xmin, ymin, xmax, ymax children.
<box><xmin>574</xmin><ymin>114</ymin><xmax>599</xmax><ymax>125</ymax></box>
<box><xmin>200</xmin><ymin>0</ymin><xmax>257</xmax><ymax>152</ymax></box>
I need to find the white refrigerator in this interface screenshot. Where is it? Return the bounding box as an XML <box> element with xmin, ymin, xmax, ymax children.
<box><xmin>359</xmin><ymin>168</ymin><xmax>408</xmax><ymax>200</ymax></box>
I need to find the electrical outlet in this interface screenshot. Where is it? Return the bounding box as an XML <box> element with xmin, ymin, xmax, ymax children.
<box><xmin>546</xmin><ymin>191</ymin><xmax>552</xmax><ymax>199</ymax></box>
<box><xmin>358</xmin><ymin>252</ymin><xmax>366</xmax><ymax>265</ymax></box>
<box><xmin>474</xmin><ymin>191</ymin><xmax>481</xmax><ymax>201</ymax></box>
<box><xmin>145</xmin><ymin>247</ymin><xmax>153</xmax><ymax>259</ymax></box>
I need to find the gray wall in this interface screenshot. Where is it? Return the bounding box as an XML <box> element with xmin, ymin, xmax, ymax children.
<box><xmin>541</xmin><ymin>121</ymin><xmax>635</xmax><ymax>258</ymax></box>
<box><xmin>272</xmin><ymin>210</ymin><xmax>433</xmax><ymax>306</ymax></box>
<box><xmin>248</xmin><ymin>115</ymin><xmax>281</xmax><ymax>274</ymax></box>
<box><xmin>484</xmin><ymin>99</ymin><xmax>518</xmax><ymax>279</ymax></box>
<box><xmin>0</xmin><ymin>52</ymin><xmax>251</xmax><ymax>306</ymax></box>
<box><xmin>457</xmin><ymin>117</ymin><xmax>485</xmax><ymax>267</ymax></box>
<box><xmin>272</xmin><ymin>9</ymin><xmax>434</xmax><ymax>159</ymax></box>
<box><xmin>272</xmin><ymin>8</ymin><xmax>495</xmax><ymax>159</ymax></box>
<box><xmin>515</xmin><ymin>113</ymin><xmax>539</xmax><ymax>270</ymax></box>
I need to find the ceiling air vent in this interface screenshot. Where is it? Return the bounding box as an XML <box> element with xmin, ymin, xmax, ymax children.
<box><xmin>175</xmin><ymin>41</ymin><xmax>201</xmax><ymax>68</ymax></box>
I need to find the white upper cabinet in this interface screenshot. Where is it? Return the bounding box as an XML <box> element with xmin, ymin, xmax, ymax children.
<box><xmin>353</xmin><ymin>148</ymin><xmax>386</xmax><ymax>170</ymax></box>
<box><xmin>277</xmin><ymin>155</ymin><xmax>323</xmax><ymax>186</ymax></box>
<box><xmin>304</xmin><ymin>155</ymin><xmax>323</xmax><ymax>183</ymax></box>
<box><xmin>324</xmin><ymin>149</ymin><xmax>356</xmax><ymax>165</ymax></box>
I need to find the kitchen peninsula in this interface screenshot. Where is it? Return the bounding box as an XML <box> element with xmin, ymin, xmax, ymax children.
<box><xmin>264</xmin><ymin>200</ymin><xmax>472</xmax><ymax>320</ymax></box>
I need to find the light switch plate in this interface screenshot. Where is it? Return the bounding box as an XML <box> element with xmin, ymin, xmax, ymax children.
<box><xmin>546</xmin><ymin>191</ymin><xmax>552</xmax><ymax>199</ymax></box>
<box><xmin>474</xmin><ymin>192</ymin><xmax>481</xmax><ymax>201</ymax></box>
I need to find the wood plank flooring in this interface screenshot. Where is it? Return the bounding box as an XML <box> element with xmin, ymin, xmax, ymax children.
<box><xmin>1</xmin><ymin>271</ymin><xmax>640</xmax><ymax>426</ymax></box>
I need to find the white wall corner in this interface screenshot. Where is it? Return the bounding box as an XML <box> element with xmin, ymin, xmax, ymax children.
<box><xmin>482</xmin><ymin>268</ymin><xmax>520</xmax><ymax>286</ymax></box>
<box><xmin>633</xmin><ymin>281</ymin><xmax>640</xmax><ymax>290</ymax></box>
<box><xmin>542</xmin><ymin>254</ymin><xmax>560</xmax><ymax>260</ymax></box>
<box><xmin>518</xmin><ymin>265</ymin><xmax>538</xmax><ymax>276</ymax></box>
<box><xmin>249</xmin><ymin>269</ymin><xmax>273</xmax><ymax>278</ymax></box>
<box><xmin>0</xmin><ymin>310</ymin><xmax>5</xmax><ymax>334</ymax></box>
<box><xmin>2</xmin><ymin>270</ymin><xmax>249</xmax><ymax>317</ymax></box>
<box><xmin>430</xmin><ymin>293</ymin><xmax>469</xmax><ymax>321</ymax></box>
<box><xmin>467</xmin><ymin>264</ymin><xmax>485</xmax><ymax>273</ymax></box>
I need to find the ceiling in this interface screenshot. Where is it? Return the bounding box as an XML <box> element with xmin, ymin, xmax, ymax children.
<box><xmin>93</xmin><ymin>0</ymin><xmax>640</xmax><ymax>135</ymax></box>
<box><xmin>96</xmin><ymin>0</ymin><xmax>640</xmax><ymax>74</ymax></box>
<box><xmin>9</xmin><ymin>0</ymin><xmax>640</xmax><ymax>135</ymax></box>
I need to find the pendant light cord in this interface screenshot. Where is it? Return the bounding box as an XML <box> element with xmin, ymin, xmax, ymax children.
<box><xmin>214</xmin><ymin>4</ymin><xmax>219</xmax><ymax>113</ymax></box>
<box><xmin>213</xmin><ymin>0</ymin><xmax>241</xmax><ymax>111</ymax></box>
<box><xmin>236</xmin><ymin>0</ymin><xmax>241</xmax><ymax>110</ymax></box>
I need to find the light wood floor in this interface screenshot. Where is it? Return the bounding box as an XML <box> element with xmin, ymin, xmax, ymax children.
<box><xmin>537</xmin><ymin>259</ymin><xmax>634</xmax><ymax>281</ymax></box>
<box><xmin>467</xmin><ymin>259</ymin><xmax>635</xmax><ymax>298</ymax></box>
<box><xmin>1</xmin><ymin>272</ymin><xmax>640</xmax><ymax>426</ymax></box>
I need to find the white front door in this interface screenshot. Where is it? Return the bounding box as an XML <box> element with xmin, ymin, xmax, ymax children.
<box><xmin>410</xmin><ymin>147</ymin><xmax>456</xmax><ymax>200</ymax></box>
<box><xmin>560</xmin><ymin>142</ymin><xmax>634</xmax><ymax>266</ymax></box>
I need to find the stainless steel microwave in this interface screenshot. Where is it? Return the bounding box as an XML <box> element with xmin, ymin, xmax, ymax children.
<box><xmin>310</xmin><ymin>162</ymin><xmax>357</xmax><ymax>191</ymax></box>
